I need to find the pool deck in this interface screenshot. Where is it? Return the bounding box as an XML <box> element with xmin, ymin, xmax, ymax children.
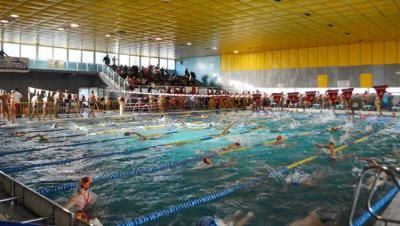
<box><xmin>374</xmin><ymin>192</ymin><xmax>400</xmax><ymax>226</ymax></box>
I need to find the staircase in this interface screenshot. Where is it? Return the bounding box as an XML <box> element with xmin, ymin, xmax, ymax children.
<box><xmin>98</xmin><ymin>64</ymin><xmax>129</xmax><ymax>98</ymax></box>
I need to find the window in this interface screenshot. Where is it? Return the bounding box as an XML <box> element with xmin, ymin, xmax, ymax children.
<box><xmin>38</xmin><ymin>46</ymin><xmax>53</xmax><ymax>60</ymax></box>
<box><xmin>82</xmin><ymin>51</ymin><xmax>94</xmax><ymax>63</ymax></box>
<box><xmin>53</xmin><ymin>48</ymin><xmax>67</xmax><ymax>61</ymax></box>
<box><xmin>150</xmin><ymin>57</ymin><xmax>159</xmax><ymax>66</ymax></box>
<box><xmin>140</xmin><ymin>56</ymin><xmax>149</xmax><ymax>67</ymax></box>
<box><xmin>168</xmin><ymin>59</ymin><xmax>175</xmax><ymax>70</ymax></box>
<box><xmin>95</xmin><ymin>52</ymin><xmax>106</xmax><ymax>64</ymax></box>
<box><xmin>159</xmin><ymin>58</ymin><xmax>168</xmax><ymax>69</ymax></box>
<box><xmin>119</xmin><ymin>54</ymin><xmax>130</xmax><ymax>66</ymax></box>
<box><xmin>3</xmin><ymin>43</ymin><xmax>20</xmax><ymax>57</ymax></box>
<box><xmin>20</xmin><ymin>45</ymin><xmax>36</xmax><ymax>59</ymax></box>
<box><xmin>69</xmin><ymin>49</ymin><xmax>81</xmax><ymax>62</ymax></box>
<box><xmin>130</xmin><ymin>56</ymin><xmax>139</xmax><ymax>66</ymax></box>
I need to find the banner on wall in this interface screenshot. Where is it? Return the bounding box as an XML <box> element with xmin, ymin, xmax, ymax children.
<box><xmin>326</xmin><ymin>90</ymin><xmax>339</xmax><ymax>103</ymax></box>
<box><xmin>287</xmin><ymin>92</ymin><xmax>299</xmax><ymax>103</ymax></box>
<box><xmin>373</xmin><ymin>85</ymin><xmax>388</xmax><ymax>100</ymax></box>
<box><xmin>305</xmin><ymin>91</ymin><xmax>317</xmax><ymax>102</ymax></box>
<box><xmin>0</xmin><ymin>56</ymin><xmax>29</xmax><ymax>72</ymax></box>
<box><xmin>341</xmin><ymin>88</ymin><xmax>354</xmax><ymax>101</ymax></box>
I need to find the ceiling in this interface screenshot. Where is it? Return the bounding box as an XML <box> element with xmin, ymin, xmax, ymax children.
<box><xmin>0</xmin><ymin>0</ymin><xmax>400</xmax><ymax>59</ymax></box>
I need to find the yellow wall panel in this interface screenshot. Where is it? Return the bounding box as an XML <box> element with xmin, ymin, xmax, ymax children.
<box><xmin>317</xmin><ymin>74</ymin><xmax>328</xmax><ymax>88</ymax></box>
<box><xmin>281</xmin><ymin>49</ymin><xmax>290</xmax><ymax>68</ymax></box>
<box><xmin>272</xmin><ymin>50</ymin><xmax>281</xmax><ymax>69</ymax></box>
<box><xmin>317</xmin><ymin>46</ymin><xmax>328</xmax><ymax>67</ymax></box>
<box><xmin>299</xmin><ymin>48</ymin><xmax>308</xmax><ymax>68</ymax></box>
<box><xmin>398</xmin><ymin>40</ymin><xmax>400</xmax><ymax>63</ymax></box>
<box><xmin>308</xmin><ymin>47</ymin><xmax>318</xmax><ymax>67</ymax></box>
<box><xmin>384</xmin><ymin>41</ymin><xmax>397</xmax><ymax>64</ymax></box>
<box><xmin>349</xmin><ymin>43</ymin><xmax>361</xmax><ymax>66</ymax></box>
<box><xmin>265</xmin><ymin>51</ymin><xmax>272</xmax><ymax>69</ymax></box>
<box><xmin>338</xmin><ymin>44</ymin><xmax>349</xmax><ymax>66</ymax></box>
<box><xmin>327</xmin><ymin>45</ymin><xmax>338</xmax><ymax>66</ymax></box>
<box><xmin>234</xmin><ymin>54</ymin><xmax>242</xmax><ymax>71</ymax></box>
<box><xmin>372</xmin><ymin>41</ymin><xmax>384</xmax><ymax>64</ymax></box>
<box><xmin>289</xmin><ymin>48</ymin><xmax>299</xmax><ymax>68</ymax></box>
<box><xmin>360</xmin><ymin>43</ymin><xmax>372</xmax><ymax>65</ymax></box>
<box><xmin>256</xmin><ymin>52</ymin><xmax>265</xmax><ymax>70</ymax></box>
<box><xmin>360</xmin><ymin>73</ymin><xmax>373</xmax><ymax>88</ymax></box>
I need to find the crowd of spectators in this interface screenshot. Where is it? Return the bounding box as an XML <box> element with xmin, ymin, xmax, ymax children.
<box><xmin>102</xmin><ymin>54</ymin><xmax>198</xmax><ymax>90</ymax></box>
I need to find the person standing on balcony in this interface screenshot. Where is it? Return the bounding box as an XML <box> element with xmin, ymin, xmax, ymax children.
<box><xmin>103</xmin><ymin>54</ymin><xmax>110</xmax><ymax>66</ymax></box>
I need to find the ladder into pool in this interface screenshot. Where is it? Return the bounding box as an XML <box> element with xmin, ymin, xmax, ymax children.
<box><xmin>349</xmin><ymin>164</ymin><xmax>400</xmax><ymax>226</ymax></box>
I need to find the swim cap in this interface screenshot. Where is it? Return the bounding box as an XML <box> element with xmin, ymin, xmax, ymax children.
<box><xmin>197</xmin><ymin>216</ymin><xmax>219</xmax><ymax>226</ymax></box>
<box><xmin>79</xmin><ymin>176</ymin><xmax>93</xmax><ymax>189</ymax></box>
<box><xmin>75</xmin><ymin>211</ymin><xmax>88</xmax><ymax>222</ymax></box>
<box><xmin>277</xmin><ymin>135</ymin><xmax>283</xmax><ymax>139</ymax></box>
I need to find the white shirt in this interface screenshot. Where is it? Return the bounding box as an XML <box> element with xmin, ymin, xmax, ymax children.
<box><xmin>12</xmin><ymin>91</ymin><xmax>23</xmax><ymax>104</ymax></box>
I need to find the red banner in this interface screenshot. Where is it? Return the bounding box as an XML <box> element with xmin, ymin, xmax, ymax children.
<box><xmin>326</xmin><ymin>90</ymin><xmax>339</xmax><ymax>103</ymax></box>
<box><xmin>341</xmin><ymin>88</ymin><xmax>354</xmax><ymax>101</ymax></box>
<box><xmin>305</xmin><ymin>91</ymin><xmax>317</xmax><ymax>102</ymax></box>
<box><xmin>373</xmin><ymin>85</ymin><xmax>388</xmax><ymax>100</ymax></box>
<box><xmin>287</xmin><ymin>92</ymin><xmax>299</xmax><ymax>103</ymax></box>
<box><xmin>272</xmin><ymin>93</ymin><xmax>283</xmax><ymax>103</ymax></box>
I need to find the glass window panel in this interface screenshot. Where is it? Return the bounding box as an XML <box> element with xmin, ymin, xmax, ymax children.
<box><xmin>141</xmin><ymin>57</ymin><xmax>149</xmax><ymax>67</ymax></box>
<box><xmin>82</xmin><ymin>51</ymin><xmax>94</xmax><ymax>63</ymax></box>
<box><xmin>53</xmin><ymin>48</ymin><xmax>67</xmax><ymax>61</ymax></box>
<box><xmin>3</xmin><ymin>43</ymin><xmax>20</xmax><ymax>57</ymax></box>
<box><xmin>159</xmin><ymin>58</ymin><xmax>168</xmax><ymax>69</ymax></box>
<box><xmin>130</xmin><ymin>56</ymin><xmax>139</xmax><ymax>66</ymax></box>
<box><xmin>69</xmin><ymin>49</ymin><xmax>81</xmax><ymax>62</ymax></box>
<box><xmin>20</xmin><ymin>45</ymin><xmax>36</xmax><ymax>59</ymax></box>
<box><xmin>119</xmin><ymin>54</ymin><xmax>130</xmax><ymax>66</ymax></box>
<box><xmin>95</xmin><ymin>52</ymin><xmax>106</xmax><ymax>64</ymax></box>
<box><xmin>168</xmin><ymin>59</ymin><xmax>175</xmax><ymax>70</ymax></box>
<box><xmin>150</xmin><ymin>57</ymin><xmax>159</xmax><ymax>66</ymax></box>
<box><xmin>38</xmin><ymin>46</ymin><xmax>53</xmax><ymax>60</ymax></box>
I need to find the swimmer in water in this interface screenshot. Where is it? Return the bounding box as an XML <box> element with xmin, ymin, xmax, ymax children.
<box><xmin>218</xmin><ymin>142</ymin><xmax>241</xmax><ymax>153</ymax></box>
<box><xmin>315</xmin><ymin>140</ymin><xmax>336</xmax><ymax>160</ymax></box>
<box><xmin>26</xmin><ymin>134</ymin><xmax>49</xmax><ymax>143</ymax></box>
<box><xmin>357</xmin><ymin>157</ymin><xmax>389</xmax><ymax>189</ymax></box>
<box><xmin>327</xmin><ymin>126</ymin><xmax>341</xmax><ymax>133</ymax></box>
<box><xmin>124</xmin><ymin>131</ymin><xmax>147</xmax><ymax>140</ymax></box>
<box><xmin>274</xmin><ymin>135</ymin><xmax>284</xmax><ymax>145</ymax></box>
<box><xmin>289</xmin><ymin>208</ymin><xmax>338</xmax><ymax>226</ymax></box>
<box><xmin>75</xmin><ymin>211</ymin><xmax>103</xmax><ymax>226</ymax></box>
<box><xmin>221</xmin><ymin>121</ymin><xmax>235</xmax><ymax>134</ymax></box>
<box><xmin>202</xmin><ymin>157</ymin><xmax>212</xmax><ymax>165</ymax></box>
<box><xmin>64</xmin><ymin>176</ymin><xmax>96</xmax><ymax>213</ymax></box>
<box><xmin>10</xmin><ymin>131</ymin><xmax>27</xmax><ymax>137</ymax></box>
<box><xmin>284</xmin><ymin>170</ymin><xmax>325</xmax><ymax>189</ymax></box>
<box><xmin>197</xmin><ymin>211</ymin><xmax>254</xmax><ymax>226</ymax></box>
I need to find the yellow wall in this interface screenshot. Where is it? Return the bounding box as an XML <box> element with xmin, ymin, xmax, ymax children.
<box><xmin>221</xmin><ymin>40</ymin><xmax>400</xmax><ymax>72</ymax></box>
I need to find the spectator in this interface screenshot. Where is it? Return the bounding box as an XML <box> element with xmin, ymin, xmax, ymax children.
<box><xmin>11</xmin><ymin>88</ymin><xmax>23</xmax><ymax>117</ymax></box>
<box><xmin>103</xmin><ymin>54</ymin><xmax>110</xmax><ymax>66</ymax></box>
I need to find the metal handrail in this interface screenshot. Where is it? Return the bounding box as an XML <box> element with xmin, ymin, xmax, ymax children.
<box><xmin>101</xmin><ymin>64</ymin><xmax>128</xmax><ymax>93</ymax></box>
<box><xmin>349</xmin><ymin>165</ymin><xmax>400</xmax><ymax>226</ymax></box>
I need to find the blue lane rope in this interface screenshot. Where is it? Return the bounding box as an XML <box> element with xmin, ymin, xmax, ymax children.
<box><xmin>0</xmin><ymin>137</ymin><xmax>129</xmax><ymax>157</ymax></box>
<box><xmin>38</xmin><ymin>153</ymin><xmax>217</xmax><ymax>195</ymax></box>
<box><xmin>115</xmin><ymin>167</ymin><xmax>288</xmax><ymax>226</ymax></box>
<box><xmin>352</xmin><ymin>186</ymin><xmax>399</xmax><ymax>226</ymax></box>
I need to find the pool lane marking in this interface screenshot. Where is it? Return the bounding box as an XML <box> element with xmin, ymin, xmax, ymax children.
<box><xmin>113</xmin><ymin>126</ymin><xmax>391</xmax><ymax>226</ymax></box>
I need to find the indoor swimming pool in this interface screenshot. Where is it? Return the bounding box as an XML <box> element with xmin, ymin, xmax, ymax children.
<box><xmin>1</xmin><ymin>111</ymin><xmax>399</xmax><ymax>225</ymax></box>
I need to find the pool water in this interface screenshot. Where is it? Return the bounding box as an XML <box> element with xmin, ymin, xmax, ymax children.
<box><xmin>1</xmin><ymin>111</ymin><xmax>399</xmax><ymax>226</ymax></box>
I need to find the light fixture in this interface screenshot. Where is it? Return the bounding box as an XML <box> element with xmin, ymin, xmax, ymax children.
<box><xmin>10</xmin><ymin>14</ymin><xmax>19</xmax><ymax>18</ymax></box>
<box><xmin>186</xmin><ymin>42</ymin><xmax>192</xmax><ymax>46</ymax></box>
<box><xmin>105</xmin><ymin>34</ymin><xmax>111</xmax><ymax>37</ymax></box>
<box><xmin>70</xmin><ymin>23</ymin><xmax>80</xmax><ymax>28</ymax></box>
<box><xmin>0</xmin><ymin>20</ymin><xmax>10</xmax><ymax>24</ymax></box>
<box><xmin>233</xmin><ymin>50</ymin><xmax>239</xmax><ymax>54</ymax></box>
<box><xmin>155</xmin><ymin>37</ymin><xmax>163</xmax><ymax>41</ymax></box>
<box><xmin>57</xmin><ymin>27</ymin><xmax>65</xmax><ymax>31</ymax></box>
<box><xmin>212</xmin><ymin>46</ymin><xmax>218</xmax><ymax>50</ymax></box>
<box><xmin>304</xmin><ymin>12</ymin><xmax>312</xmax><ymax>16</ymax></box>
